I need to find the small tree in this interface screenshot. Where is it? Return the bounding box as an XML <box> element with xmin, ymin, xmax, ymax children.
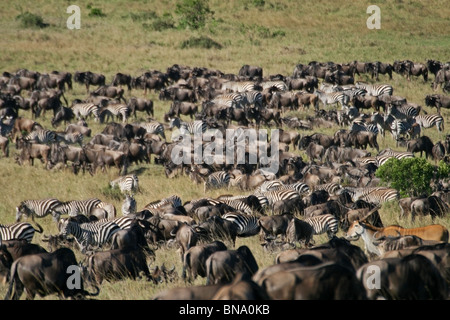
<box><xmin>175</xmin><ymin>0</ymin><xmax>214</xmax><ymax>30</ymax></box>
<box><xmin>375</xmin><ymin>157</ymin><xmax>435</xmax><ymax>197</ymax></box>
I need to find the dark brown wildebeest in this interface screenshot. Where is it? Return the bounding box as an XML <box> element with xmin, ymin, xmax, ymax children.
<box><xmin>406</xmin><ymin>135</ymin><xmax>434</xmax><ymax>159</ymax></box>
<box><xmin>111</xmin><ymin>72</ymin><xmax>132</xmax><ymax>91</ymax></box>
<box><xmin>238</xmin><ymin>65</ymin><xmax>263</xmax><ymax>81</ymax></box>
<box><xmin>205</xmin><ymin>245</ymin><xmax>259</xmax><ymax>285</ymax></box>
<box><xmin>4</xmin><ymin>248</ymin><xmax>99</xmax><ymax>300</ymax></box>
<box><xmin>258</xmin><ymin>213</ymin><xmax>294</xmax><ymax>242</ymax></box>
<box><xmin>357</xmin><ymin>253</ymin><xmax>448</xmax><ymax>300</ymax></box>
<box><xmin>212</xmin><ymin>272</ymin><xmax>270</xmax><ymax>300</ymax></box>
<box><xmin>73</xmin><ymin>71</ymin><xmax>106</xmax><ymax>93</ymax></box>
<box><xmin>128</xmin><ymin>97</ymin><xmax>154</xmax><ymax>118</ymax></box>
<box><xmin>152</xmin><ymin>283</ymin><xmax>223</xmax><ymax>300</ymax></box>
<box><xmin>182</xmin><ymin>240</ymin><xmax>228</xmax><ymax>282</ymax></box>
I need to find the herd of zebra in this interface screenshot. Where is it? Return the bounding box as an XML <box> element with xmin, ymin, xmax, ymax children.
<box><xmin>0</xmin><ymin>60</ymin><xmax>449</xmax><ymax>300</ymax></box>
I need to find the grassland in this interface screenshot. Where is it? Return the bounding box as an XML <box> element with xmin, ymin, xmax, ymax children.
<box><xmin>0</xmin><ymin>0</ymin><xmax>449</xmax><ymax>300</ymax></box>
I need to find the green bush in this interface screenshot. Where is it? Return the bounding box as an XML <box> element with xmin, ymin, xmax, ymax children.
<box><xmin>88</xmin><ymin>7</ymin><xmax>106</xmax><ymax>17</ymax></box>
<box><xmin>175</xmin><ymin>0</ymin><xmax>214</xmax><ymax>30</ymax></box>
<box><xmin>179</xmin><ymin>36</ymin><xmax>222</xmax><ymax>49</ymax></box>
<box><xmin>16</xmin><ymin>11</ymin><xmax>48</xmax><ymax>28</ymax></box>
<box><xmin>375</xmin><ymin>157</ymin><xmax>435</xmax><ymax>197</ymax></box>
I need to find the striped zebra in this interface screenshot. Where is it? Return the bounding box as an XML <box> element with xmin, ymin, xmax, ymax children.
<box><xmin>71</xmin><ymin>102</ymin><xmax>100</xmax><ymax>122</ymax></box>
<box><xmin>98</xmin><ymin>216</ymin><xmax>136</xmax><ymax>229</ymax></box>
<box><xmin>414</xmin><ymin>114</ymin><xmax>444</xmax><ymax>133</ymax></box>
<box><xmin>56</xmin><ymin>198</ymin><xmax>103</xmax><ymax>217</ymax></box>
<box><xmin>58</xmin><ymin>218</ymin><xmax>121</xmax><ymax>253</ymax></box>
<box><xmin>204</xmin><ymin>171</ymin><xmax>232</xmax><ymax>193</ymax></box>
<box><xmin>358</xmin><ymin>188</ymin><xmax>400</xmax><ymax>205</ymax></box>
<box><xmin>24</xmin><ymin>127</ymin><xmax>57</xmax><ymax>144</ymax></box>
<box><xmin>314</xmin><ymin>90</ymin><xmax>349</xmax><ymax>109</ymax></box>
<box><xmin>223</xmin><ymin>212</ymin><xmax>260</xmax><ymax>237</ymax></box>
<box><xmin>355</xmin><ymin>81</ymin><xmax>393</xmax><ymax>97</ymax></box>
<box><xmin>304</xmin><ymin>213</ymin><xmax>339</xmax><ymax>239</ymax></box>
<box><xmin>110</xmin><ymin>174</ymin><xmax>139</xmax><ymax>195</ymax></box>
<box><xmin>99</xmin><ymin>103</ymin><xmax>130</xmax><ymax>124</ymax></box>
<box><xmin>211</xmin><ymin>93</ymin><xmax>245</xmax><ymax>109</ymax></box>
<box><xmin>122</xmin><ymin>194</ymin><xmax>137</xmax><ymax>216</ymax></box>
<box><xmin>343</xmin><ymin>186</ymin><xmax>398</xmax><ymax>203</ymax></box>
<box><xmin>139</xmin><ymin>120</ymin><xmax>166</xmax><ymax>139</ymax></box>
<box><xmin>387</xmin><ymin>104</ymin><xmax>420</xmax><ymax>120</ymax></box>
<box><xmin>259</xmin><ymin>80</ymin><xmax>288</xmax><ymax>92</ymax></box>
<box><xmin>144</xmin><ymin>194</ymin><xmax>183</xmax><ymax>211</ymax></box>
<box><xmin>55</xmin><ymin>131</ymin><xmax>84</xmax><ymax>146</ymax></box>
<box><xmin>312</xmin><ymin>182</ymin><xmax>342</xmax><ymax>196</ymax></box>
<box><xmin>370</xmin><ymin>112</ymin><xmax>395</xmax><ymax>137</ymax></box>
<box><xmin>390</xmin><ymin>119</ymin><xmax>412</xmax><ymax>143</ymax></box>
<box><xmin>256</xmin><ymin>180</ymin><xmax>285</xmax><ymax>193</ymax></box>
<box><xmin>240</xmin><ymin>90</ymin><xmax>263</xmax><ymax>109</ymax></box>
<box><xmin>221</xmin><ymin>81</ymin><xmax>257</xmax><ymax>93</ymax></box>
<box><xmin>15</xmin><ymin>198</ymin><xmax>63</xmax><ymax>222</ymax></box>
<box><xmin>217</xmin><ymin>198</ymin><xmax>253</xmax><ymax>215</ymax></box>
<box><xmin>169</xmin><ymin>117</ymin><xmax>207</xmax><ymax>136</ymax></box>
<box><xmin>349</xmin><ymin>121</ymin><xmax>379</xmax><ymax>135</ymax></box>
<box><xmin>0</xmin><ymin>222</ymin><xmax>43</xmax><ymax>243</ymax></box>
<box><xmin>376</xmin><ymin>148</ymin><xmax>414</xmax><ymax>166</ymax></box>
<box><xmin>258</xmin><ymin>189</ymin><xmax>301</xmax><ymax>206</ymax></box>
<box><xmin>273</xmin><ymin>181</ymin><xmax>310</xmax><ymax>195</ymax></box>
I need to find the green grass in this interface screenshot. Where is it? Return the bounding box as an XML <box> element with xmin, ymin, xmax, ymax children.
<box><xmin>0</xmin><ymin>0</ymin><xmax>449</xmax><ymax>300</ymax></box>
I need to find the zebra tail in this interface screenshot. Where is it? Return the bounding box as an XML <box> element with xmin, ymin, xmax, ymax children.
<box><xmin>33</xmin><ymin>222</ymin><xmax>44</xmax><ymax>234</ymax></box>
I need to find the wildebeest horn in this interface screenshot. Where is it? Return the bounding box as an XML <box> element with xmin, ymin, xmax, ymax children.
<box><xmin>359</xmin><ymin>204</ymin><xmax>382</xmax><ymax>221</ymax></box>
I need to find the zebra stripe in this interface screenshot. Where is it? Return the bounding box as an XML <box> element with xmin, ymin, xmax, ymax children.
<box><xmin>24</xmin><ymin>127</ymin><xmax>57</xmax><ymax>144</ymax></box>
<box><xmin>359</xmin><ymin>188</ymin><xmax>400</xmax><ymax>205</ymax></box>
<box><xmin>16</xmin><ymin>198</ymin><xmax>62</xmax><ymax>222</ymax></box>
<box><xmin>223</xmin><ymin>212</ymin><xmax>260</xmax><ymax>237</ymax></box>
<box><xmin>350</xmin><ymin>121</ymin><xmax>379</xmax><ymax>135</ymax></box>
<box><xmin>313</xmin><ymin>183</ymin><xmax>342</xmax><ymax>196</ymax></box>
<box><xmin>414</xmin><ymin>114</ymin><xmax>444</xmax><ymax>132</ymax></box>
<box><xmin>387</xmin><ymin>104</ymin><xmax>419</xmax><ymax>119</ymax></box>
<box><xmin>256</xmin><ymin>180</ymin><xmax>285</xmax><ymax>193</ymax></box>
<box><xmin>144</xmin><ymin>194</ymin><xmax>183</xmax><ymax>210</ymax></box>
<box><xmin>137</xmin><ymin>121</ymin><xmax>166</xmax><ymax>139</ymax></box>
<box><xmin>98</xmin><ymin>216</ymin><xmax>136</xmax><ymax>229</ymax></box>
<box><xmin>315</xmin><ymin>90</ymin><xmax>349</xmax><ymax>108</ymax></box>
<box><xmin>273</xmin><ymin>181</ymin><xmax>311</xmax><ymax>195</ymax></box>
<box><xmin>221</xmin><ymin>81</ymin><xmax>258</xmax><ymax>93</ymax></box>
<box><xmin>53</xmin><ymin>198</ymin><xmax>102</xmax><ymax>217</ymax></box>
<box><xmin>259</xmin><ymin>189</ymin><xmax>301</xmax><ymax>206</ymax></box>
<box><xmin>110</xmin><ymin>174</ymin><xmax>139</xmax><ymax>195</ymax></box>
<box><xmin>72</xmin><ymin>103</ymin><xmax>100</xmax><ymax>122</ymax></box>
<box><xmin>211</xmin><ymin>93</ymin><xmax>245</xmax><ymax>108</ymax></box>
<box><xmin>240</xmin><ymin>90</ymin><xmax>263</xmax><ymax>109</ymax></box>
<box><xmin>0</xmin><ymin>222</ymin><xmax>43</xmax><ymax>243</ymax></box>
<box><xmin>100</xmin><ymin>103</ymin><xmax>130</xmax><ymax>123</ymax></box>
<box><xmin>304</xmin><ymin>214</ymin><xmax>339</xmax><ymax>239</ymax></box>
<box><xmin>122</xmin><ymin>194</ymin><xmax>137</xmax><ymax>216</ymax></box>
<box><xmin>376</xmin><ymin>148</ymin><xmax>414</xmax><ymax>166</ymax></box>
<box><xmin>204</xmin><ymin>171</ymin><xmax>231</xmax><ymax>193</ymax></box>
<box><xmin>169</xmin><ymin>117</ymin><xmax>207</xmax><ymax>135</ymax></box>
<box><xmin>58</xmin><ymin>218</ymin><xmax>121</xmax><ymax>252</ymax></box>
<box><xmin>259</xmin><ymin>80</ymin><xmax>288</xmax><ymax>91</ymax></box>
<box><xmin>355</xmin><ymin>81</ymin><xmax>393</xmax><ymax>97</ymax></box>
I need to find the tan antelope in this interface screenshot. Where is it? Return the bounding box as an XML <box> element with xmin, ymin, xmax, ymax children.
<box><xmin>345</xmin><ymin>206</ymin><xmax>449</xmax><ymax>256</ymax></box>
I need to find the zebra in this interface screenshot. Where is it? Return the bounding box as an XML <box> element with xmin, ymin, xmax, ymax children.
<box><xmin>100</xmin><ymin>103</ymin><xmax>130</xmax><ymax>124</ymax></box>
<box><xmin>375</xmin><ymin>149</ymin><xmax>414</xmax><ymax>166</ymax></box>
<box><xmin>71</xmin><ymin>102</ymin><xmax>100</xmax><ymax>122</ymax></box>
<box><xmin>223</xmin><ymin>212</ymin><xmax>260</xmax><ymax>237</ymax></box>
<box><xmin>414</xmin><ymin>114</ymin><xmax>444</xmax><ymax>133</ymax></box>
<box><xmin>53</xmin><ymin>198</ymin><xmax>102</xmax><ymax>218</ymax></box>
<box><xmin>15</xmin><ymin>198</ymin><xmax>63</xmax><ymax>222</ymax></box>
<box><xmin>204</xmin><ymin>171</ymin><xmax>232</xmax><ymax>193</ymax></box>
<box><xmin>349</xmin><ymin>121</ymin><xmax>379</xmax><ymax>136</ymax></box>
<box><xmin>240</xmin><ymin>90</ymin><xmax>263</xmax><ymax>109</ymax></box>
<box><xmin>314</xmin><ymin>90</ymin><xmax>349</xmax><ymax>109</ymax></box>
<box><xmin>390</xmin><ymin>119</ymin><xmax>412</xmax><ymax>143</ymax></box>
<box><xmin>304</xmin><ymin>213</ymin><xmax>339</xmax><ymax>239</ymax></box>
<box><xmin>313</xmin><ymin>182</ymin><xmax>342</xmax><ymax>196</ymax></box>
<box><xmin>169</xmin><ymin>117</ymin><xmax>207</xmax><ymax>136</ymax></box>
<box><xmin>55</xmin><ymin>131</ymin><xmax>84</xmax><ymax>146</ymax></box>
<box><xmin>358</xmin><ymin>188</ymin><xmax>400</xmax><ymax>205</ymax></box>
<box><xmin>58</xmin><ymin>218</ymin><xmax>121</xmax><ymax>253</ymax></box>
<box><xmin>370</xmin><ymin>112</ymin><xmax>395</xmax><ymax>137</ymax></box>
<box><xmin>256</xmin><ymin>180</ymin><xmax>285</xmax><ymax>193</ymax></box>
<box><xmin>386</xmin><ymin>104</ymin><xmax>418</xmax><ymax>120</ymax></box>
<box><xmin>137</xmin><ymin>120</ymin><xmax>166</xmax><ymax>139</ymax></box>
<box><xmin>110</xmin><ymin>174</ymin><xmax>139</xmax><ymax>195</ymax></box>
<box><xmin>144</xmin><ymin>194</ymin><xmax>183</xmax><ymax>211</ymax></box>
<box><xmin>259</xmin><ymin>80</ymin><xmax>288</xmax><ymax>92</ymax></box>
<box><xmin>273</xmin><ymin>181</ymin><xmax>310</xmax><ymax>195</ymax></box>
<box><xmin>23</xmin><ymin>127</ymin><xmax>57</xmax><ymax>144</ymax></box>
<box><xmin>343</xmin><ymin>186</ymin><xmax>398</xmax><ymax>203</ymax></box>
<box><xmin>355</xmin><ymin>81</ymin><xmax>393</xmax><ymax>97</ymax></box>
<box><xmin>259</xmin><ymin>189</ymin><xmax>301</xmax><ymax>206</ymax></box>
<box><xmin>221</xmin><ymin>81</ymin><xmax>257</xmax><ymax>93</ymax></box>
<box><xmin>211</xmin><ymin>93</ymin><xmax>245</xmax><ymax>109</ymax></box>
<box><xmin>122</xmin><ymin>194</ymin><xmax>137</xmax><ymax>216</ymax></box>
<box><xmin>0</xmin><ymin>222</ymin><xmax>43</xmax><ymax>243</ymax></box>
<box><xmin>217</xmin><ymin>198</ymin><xmax>253</xmax><ymax>215</ymax></box>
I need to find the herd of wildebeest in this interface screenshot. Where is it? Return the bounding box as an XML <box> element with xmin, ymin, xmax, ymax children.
<box><xmin>0</xmin><ymin>58</ymin><xmax>449</xmax><ymax>300</ymax></box>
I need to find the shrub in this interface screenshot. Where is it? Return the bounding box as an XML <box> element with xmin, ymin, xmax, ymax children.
<box><xmin>175</xmin><ymin>0</ymin><xmax>214</xmax><ymax>30</ymax></box>
<box><xmin>180</xmin><ymin>36</ymin><xmax>222</xmax><ymax>49</ymax></box>
<box><xmin>375</xmin><ymin>157</ymin><xmax>435</xmax><ymax>197</ymax></box>
<box><xmin>88</xmin><ymin>7</ymin><xmax>106</xmax><ymax>17</ymax></box>
<box><xmin>16</xmin><ymin>11</ymin><xmax>48</xmax><ymax>28</ymax></box>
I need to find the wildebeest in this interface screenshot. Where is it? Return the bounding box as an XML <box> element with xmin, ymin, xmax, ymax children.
<box><xmin>406</xmin><ymin>135</ymin><xmax>434</xmax><ymax>159</ymax></box>
<box><xmin>4</xmin><ymin>248</ymin><xmax>99</xmax><ymax>300</ymax></box>
<box><xmin>357</xmin><ymin>253</ymin><xmax>448</xmax><ymax>300</ymax></box>
<box><xmin>182</xmin><ymin>240</ymin><xmax>228</xmax><ymax>282</ymax></box>
<box><xmin>205</xmin><ymin>245</ymin><xmax>259</xmax><ymax>285</ymax></box>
